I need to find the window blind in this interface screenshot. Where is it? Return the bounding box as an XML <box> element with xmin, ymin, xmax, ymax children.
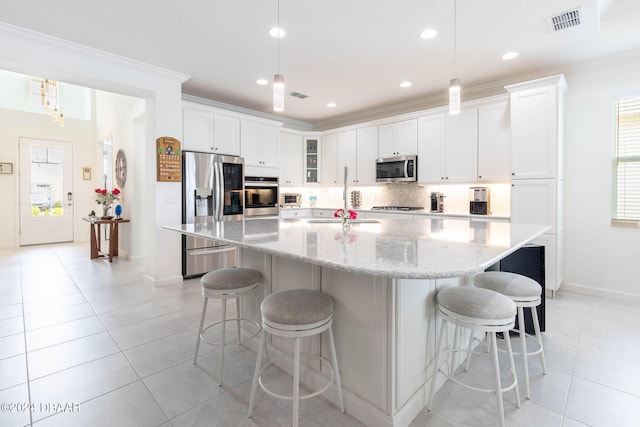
<box><xmin>613</xmin><ymin>97</ymin><xmax>640</xmax><ymax>221</ymax></box>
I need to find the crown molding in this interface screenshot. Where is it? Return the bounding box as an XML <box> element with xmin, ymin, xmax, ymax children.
<box><xmin>0</xmin><ymin>22</ymin><xmax>190</xmax><ymax>83</ymax></box>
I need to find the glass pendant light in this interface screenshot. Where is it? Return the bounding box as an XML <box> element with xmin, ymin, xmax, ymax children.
<box><xmin>449</xmin><ymin>78</ymin><xmax>460</xmax><ymax>115</ymax></box>
<box><xmin>273</xmin><ymin>73</ymin><xmax>284</xmax><ymax>112</ymax></box>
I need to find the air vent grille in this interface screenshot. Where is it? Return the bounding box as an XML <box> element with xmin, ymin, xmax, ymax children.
<box><xmin>289</xmin><ymin>91</ymin><xmax>308</xmax><ymax>99</ymax></box>
<box><xmin>548</xmin><ymin>7</ymin><xmax>582</xmax><ymax>32</ymax></box>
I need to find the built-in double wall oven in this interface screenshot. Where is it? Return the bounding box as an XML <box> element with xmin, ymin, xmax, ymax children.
<box><xmin>244</xmin><ymin>176</ymin><xmax>279</xmax><ymax>217</ymax></box>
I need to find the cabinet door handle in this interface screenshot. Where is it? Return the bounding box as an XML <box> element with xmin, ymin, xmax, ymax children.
<box><xmin>511</xmin><ymin>172</ymin><xmax>515</xmax><ymax>176</ymax></box>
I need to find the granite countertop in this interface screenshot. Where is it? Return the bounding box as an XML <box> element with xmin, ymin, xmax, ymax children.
<box><xmin>164</xmin><ymin>218</ymin><xmax>547</xmax><ymax>279</ymax></box>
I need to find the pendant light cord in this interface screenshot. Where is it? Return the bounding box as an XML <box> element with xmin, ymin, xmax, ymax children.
<box><xmin>453</xmin><ymin>0</ymin><xmax>457</xmax><ymax>76</ymax></box>
<box><xmin>277</xmin><ymin>0</ymin><xmax>281</xmax><ymax>74</ymax></box>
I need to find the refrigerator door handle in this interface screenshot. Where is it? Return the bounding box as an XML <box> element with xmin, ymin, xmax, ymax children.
<box><xmin>213</xmin><ymin>159</ymin><xmax>223</xmax><ymax>220</ymax></box>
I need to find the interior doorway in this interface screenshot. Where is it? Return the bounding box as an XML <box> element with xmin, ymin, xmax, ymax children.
<box><xmin>19</xmin><ymin>137</ymin><xmax>74</xmax><ymax>245</ymax></box>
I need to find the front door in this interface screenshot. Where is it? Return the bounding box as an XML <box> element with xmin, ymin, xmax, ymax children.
<box><xmin>19</xmin><ymin>138</ymin><xmax>74</xmax><ymax>245</ymax></box>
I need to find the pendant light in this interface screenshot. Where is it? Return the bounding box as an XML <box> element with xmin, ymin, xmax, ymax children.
<box><xmin>449</xmin><ymin>0</ymin><xmax>460</xmax><ymax>115</ymax></box>
<box><xmin>273</xmin><ymin>0</ymin><xmax>284</xmax><ymax>112</ymax></box>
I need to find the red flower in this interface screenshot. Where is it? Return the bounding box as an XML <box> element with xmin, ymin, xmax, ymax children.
<box><xmin>112</xmin><ymin>188</ymin><xmax>121</xmax><ymax>195</ymax></box>
<box><xmin>94</xmin><ymin>188</ymin><xmax>102</xmax><ymax>193</ymax></box>
<box><xmin>348</xmin><ymin>210</ymin><xmax>358</xmax><ymax>220</ymax></box>
<box><xmin>334</xmin><ymin>209</ymin><xmax>344</xmax><ymax>218</ymax></box>
<box><xmin>101</xmin><ymin>189</ymin><xmax>107</xmax><ymax>194</ymax></box>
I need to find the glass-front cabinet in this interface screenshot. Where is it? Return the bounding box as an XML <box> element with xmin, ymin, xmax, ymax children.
<box><xmin>305</xmin><ymin>137</ymin><xmax>320</xmax><ymax>185</ymax></box>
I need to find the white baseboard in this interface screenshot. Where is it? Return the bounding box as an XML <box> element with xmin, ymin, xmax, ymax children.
<box><xmin>561</xmin><ymin>281</ymin><xmax>640</xmax><ymax>304</ymax></box>
<box><xmin>144</xmin><ymin>274</ymin><xmax>183</xmax><ymax>287</ymax></box>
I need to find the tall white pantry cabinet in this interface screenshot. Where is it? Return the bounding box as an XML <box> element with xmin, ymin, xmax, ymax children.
<box><xmin>506</xmin><ymin>75</ymin><xmax>566</xmax><ymax>296</ymax></box>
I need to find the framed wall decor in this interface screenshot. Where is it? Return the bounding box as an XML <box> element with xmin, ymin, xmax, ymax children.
<box><xmin>82</xmin><ymin>167</ymin><xmax>92</xmax><ymax>180</ymax></box>
<box><xmin>0</xmin><ymin>163</ymin><xmax>13</xmax><ymax>174</ymax></box>
<box><xmin>156</xmin><ymin>137</ymin><xmax>182</xmax><ymax>182</ymax></box>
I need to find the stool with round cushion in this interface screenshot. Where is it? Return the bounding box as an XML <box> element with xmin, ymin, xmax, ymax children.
<box><xmin>247</xmin><ymin>289</ymin><xmax>344</xmax><ymax>427</ymax></box>
<box><xmin>193</xmin><ymin>267</ymin><xmax>262</xmax><ymax>386</ymax></box>
<box><xmin>427</xmin><ymin>286</ymin><xmax>520</xmax><ymax>427</ymax></box>
<box><xmin>473</xmin><ymin>271</ymin><xmax>547</xmax><ymax>399</ymax></box>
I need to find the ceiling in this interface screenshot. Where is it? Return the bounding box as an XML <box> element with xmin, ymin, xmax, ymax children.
<box><xmin>3</xmin><ymin>0</ymin><xmax>640</xmax><ymax>129</ymax></box>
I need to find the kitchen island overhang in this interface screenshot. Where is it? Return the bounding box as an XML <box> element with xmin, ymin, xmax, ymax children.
<box><xmin>163</xmin><ymin>217</ymin><xmax>549</xmax><ymax>427</ymax></box>
<box><xmin>163</xmin><ymin>217</ymin><xmax>549</xmax><ymax>280</ymax></box>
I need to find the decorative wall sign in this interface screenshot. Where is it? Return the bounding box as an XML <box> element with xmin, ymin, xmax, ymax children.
<box><xmin>156</xmin><ymin>137</ymin><xmax>182</xmax><ymax>182</ymax></box>
<box><xmin>82</xmin><ymin>167</ymin><xmax>92</xmax><ymax>180</ymax></box>
<box><xmin>0</xmin><ymin>163</ymin><xmax>13</xmax><ymax>174</ymax></box>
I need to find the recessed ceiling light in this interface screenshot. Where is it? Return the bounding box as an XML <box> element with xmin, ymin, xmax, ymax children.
<box><xmin>256</xmin><ymin>78</ymin><xmax>268</xmax><ymax>85</ymax></box>
<box><xmin>400</xmin><ymin>81</ymin><xmax>412</xmax><ymax>88</ymax></box>
<box><xmin>420</xmin><ymin>28</ymin><xmax>438</xmax><ymax>39</ymax></box>
<box><xmin>502</xmin><ymin>51</ymin><xmax>519</xmax><ymax>60</ymax></box>
<box><xmin>269</xmin><ymin>27</ymin><xmax>286</xmax><ymax>38</ymax></box>
<box><xmin>327</xmin><ymin>102</ymin><xmax>336</xmax><ymax>108</ymax></box>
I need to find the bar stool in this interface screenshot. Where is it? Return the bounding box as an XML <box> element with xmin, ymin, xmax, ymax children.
<box><xmin>193</xmin><ymin>267</ymin><xmax>262</xmax><ymax>386</ymax></box>
<box><xmin>248</xmin><ymin>289</ymin><xmax>344</xmax><ymax>427</ymax></box>
<box><xmin>427</xmin><ymin>286</ymin><xmax>520</xmax><ymax>427</ymax></box>
<box><xmin>473</xmin><ymin>271</ymin><xmax>547</xmax><ymax>399</ymax></box>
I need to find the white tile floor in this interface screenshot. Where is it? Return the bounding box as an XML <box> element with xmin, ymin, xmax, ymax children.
<box><xmin>1</xmin><ymin>243</ymin><xmax>640</xmax><ymax>426</ymax></box>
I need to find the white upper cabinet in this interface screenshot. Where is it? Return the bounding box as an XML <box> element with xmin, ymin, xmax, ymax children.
<box><xmin>378</xmin><ymin>119</ymin><xmax>417</xmax><ymax>158</ymax></box>
<box><xmin>241</xmin><ymin>120</ymin><xmax>280</xmax><ymax>170</ymax></box>
<box><xmin>506</xmin><ymin>77</ymin><xmax>566</xmax><ymax>180</ymax></box>
<box><xmin>304</xmin><ymin>136</ymin><xmax>320</xmax><ymax>185</ymax></box>
<box><xmin>417</xmin><ymin>112</ymin><xmax>446</xmax><ymax>183</ymax></box>
<box><xmin>418</xmin><ymin>108</ymin><xmax>477</xmax><ymax>183</ymax></box>
<box><xmin>356</xmin><ymin>126</ymin><xmax>378</xmax><ymax>185</ymax></box>
<box><xmin>321</xmin><ymin>133</ymin><xmax>338</xmax><ymax>186</ymax></box>
<box><xmin>280</xmin><ymin>131</ymin><xmax>303</xmax><ymax>186</ymax></box>
<box><xmin>477</xmin><ymin>98</ymin><xmax>511</xmax><ymax>182</ymax></box>
<box><xmin>183</xmin><ymin>104</ymin><xmax>240</xmax><ymax>155</ymax></box>
<box><xmin>445</xmin><ymin>108</ymin><xmax>478</xmax><ymax>182</ymax></box>
<box><xmin>337</xmin><ymin>130</ymin><xmax>357</xmax><ymax>184</ymax></box>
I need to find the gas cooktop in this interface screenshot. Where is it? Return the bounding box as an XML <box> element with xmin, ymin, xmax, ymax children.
<box><xmin>371</xmin><ymin>206</ymin><xmax>425</xmax><ymax>211</ymax></box>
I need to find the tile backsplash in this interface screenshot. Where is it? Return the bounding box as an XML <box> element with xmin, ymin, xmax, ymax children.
<box><xmin>281</xmin><ymin>182</ymin><xmax>511</xmax><ymax>217</ymax></box>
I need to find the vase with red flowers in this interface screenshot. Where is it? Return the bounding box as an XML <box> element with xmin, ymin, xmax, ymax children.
<box><xmin>334</xmin><ymin>208</ymin><xmax>357</xmax><ymax>230</ymax></box>
<box><xmin>95</xmin><ymin>188</ymin><xmax>121</xmax><ymax>219</ymax></box>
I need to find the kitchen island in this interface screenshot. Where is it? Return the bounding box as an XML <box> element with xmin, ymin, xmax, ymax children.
<box><xmin>164</xmin><ymin>217</ymin><xmax>548</xmax><ymax>427</ymax></box>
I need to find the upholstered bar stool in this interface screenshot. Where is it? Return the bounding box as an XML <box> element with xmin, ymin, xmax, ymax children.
<box><xmin>193</xmin><ymin>267</ymin><xmax>262</xmax><ymax>386</ymax></box>
<box><xmin>427</xmin><ymin>286</ymin><xmax>520</xmax><ymax>427</ymax></box>
<box><xmin>473</xmin><ymin>271</ymin><xmax>547</xmax><ymax>399</ymax></box>
<box><xmin>248</xmin><ymin>289</ymin><xmax>344</xmax><ymax>427</ymax></box>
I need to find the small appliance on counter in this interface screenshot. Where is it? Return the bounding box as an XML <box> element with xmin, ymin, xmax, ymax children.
<box><xmin>469</xmin><ymin>187</ymin><xmax>490</xmax><ymax>215</ymax></box>
<box><xmin>430</xmin><ymin>192</ymin><xmax>445</xmax><ymax>213</ymax></box>
<box><xmin>280</xmin><ymin>193</ymin><xmax>301</xmax><ymax>207</ymax></box>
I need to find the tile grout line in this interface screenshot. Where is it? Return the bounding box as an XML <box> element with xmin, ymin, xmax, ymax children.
<box><xmin>18</xmin><ymin>255</ymin><xmax>34</xmax><ymax>427</ymax></box>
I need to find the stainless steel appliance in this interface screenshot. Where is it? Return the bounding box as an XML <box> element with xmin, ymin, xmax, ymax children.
<box><xmin>280</xmin><ymin>193</ymin><xmax>301</xmax><ymax>207</ymax></box>
<box><xmin>375</xmin><ymin>155</ymin><xmax>417</xmax><ymax>183</ymax></box>
<box><xmin>430</xmin><ymin>192</ymin><xmax>445</xmax><ymax>213</ymax></box>
<box><xmin>469</xmin><ymin>187</ymin><xmax>490</xmax><ymax>215</ymax></box>
<box><xmin>182</xmin><ymin>151</ymin><xmax>244</xmax><ymax>278</ymax></box>
<box><xmin>245</xmin><ymin>176</ymin><xmax>279</xmax><ymax>217</ymax></box>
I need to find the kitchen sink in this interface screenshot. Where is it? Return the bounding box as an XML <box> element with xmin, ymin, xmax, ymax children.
<box><xmin>305</xmin><ymin>219</ymin><xmax>380</xmax><ymax>224</ymax></box>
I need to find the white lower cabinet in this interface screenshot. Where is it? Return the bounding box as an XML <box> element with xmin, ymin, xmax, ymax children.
<box><xmin>313</xmin><ymin>209</ymin><xmax>334</xmax><ymax>218</ymax></box>
<box><xmin>510</xmin><ymin>179</ymin><xmax>559</xmax><ymax>234</ymax></box>
<box><xmin>279</xmin><ymin>209</ymin><xmax>310</xmax><ymax>219</ymax></box>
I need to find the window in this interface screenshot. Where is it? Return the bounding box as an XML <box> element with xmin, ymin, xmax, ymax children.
<box><xmin>613</xmin><ymin>97</ymin><xmax>640</xmax><ymax>224</ymax></box>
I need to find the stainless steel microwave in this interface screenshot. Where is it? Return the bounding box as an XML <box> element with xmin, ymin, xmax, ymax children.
<box><xmin>376</xmin><ymin>155</ymin><xmax>417</xmax><ymax>182</ymax></box>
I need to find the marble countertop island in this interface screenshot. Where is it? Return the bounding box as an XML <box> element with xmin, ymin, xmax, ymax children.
<box><xmin>164</xmin><ymin>217</ymin><xmax>548</xmax><ymax>280</ymax></box>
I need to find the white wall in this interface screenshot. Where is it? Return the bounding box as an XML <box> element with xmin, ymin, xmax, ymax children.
<box><xmin>563</xmin><ymin>52</ymin><xmax>640</xmax><ymax>299</ymax></box>
<box><xmin>0</xmin><ymin>107</ymin><xmax>96</xmax><ymax>247</ymax></box>
<box><xmin>95</xmin><ymin>91</ymin><xmax>145</xmax><ymax>259</ymax></box>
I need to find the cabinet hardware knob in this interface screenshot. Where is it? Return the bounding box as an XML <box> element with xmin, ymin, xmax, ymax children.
<box><xmin>512</xmin><ymin>172</ymin><xmax>515</xmax><ymax>176</ymax></box>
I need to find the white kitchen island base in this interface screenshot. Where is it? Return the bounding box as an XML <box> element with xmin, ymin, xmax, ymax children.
<box><xmin>239</xmin><ymin>248</ymin><xmax>469</xmax><ymax>427</ymax></box>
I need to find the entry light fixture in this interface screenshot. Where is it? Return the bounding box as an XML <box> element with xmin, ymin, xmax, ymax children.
<box><xmin>39</xmin><ymin>78</ymin><xmax>64</xmax><ymax>127</ymax></box>
<box><xmin>449</xmin><ymin>0</ymin><xmax>460</xmax><ymax>115</ymax></box>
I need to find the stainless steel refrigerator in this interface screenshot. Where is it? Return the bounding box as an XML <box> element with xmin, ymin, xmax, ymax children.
<box><xmin>182</xmin><ymin>151</ymin><xmax>244</xmax><ymax>278</ymax></box>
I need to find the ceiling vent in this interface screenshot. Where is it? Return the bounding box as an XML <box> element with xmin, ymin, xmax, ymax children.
<box><xmin>547</xmin><ymin>7</ymin><xmax>583</xmax><ymax>32</ymax></box>
<box><xmin>289</xmin><ymin>91</ymin><xmax>308</xmax><ymax>99</ymax></box>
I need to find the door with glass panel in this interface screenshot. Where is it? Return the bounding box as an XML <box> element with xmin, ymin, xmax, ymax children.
<box><xmin>19</xmin><ymin>138</ymin><xmax>74</xmax><ymax>245</ymax></box>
